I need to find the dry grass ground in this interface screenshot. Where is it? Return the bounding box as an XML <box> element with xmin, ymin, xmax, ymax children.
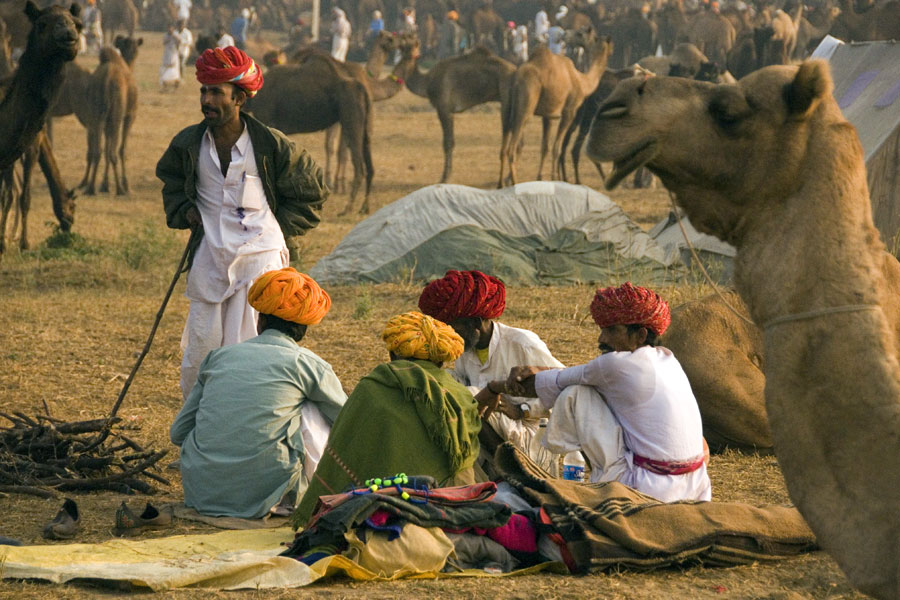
<box><xmin>0</xmin><ymin>32</ymin><xmax>864</xmax><ymax>599</ymax></box>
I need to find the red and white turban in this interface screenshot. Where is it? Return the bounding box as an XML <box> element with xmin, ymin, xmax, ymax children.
<box><xmin>195</xmin><ymin>47</ymin><xmax>264</xmax><ymax>97</ymax></box>
<box><xmin>418</xmin><ymin>270</ymin><xmax>506</xmax><ymax>323</ymax></box>
<box><xmin>589</xmin><ymin>282</ymin><xmax>671</xmax><ymax>336</ymax></box>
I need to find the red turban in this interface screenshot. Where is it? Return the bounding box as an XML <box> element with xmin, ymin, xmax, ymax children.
<box><xmin>418</xmin><ymin>270</ymin><xmax>506</xmax><ymax>323</ymax></box>
<box><xmin>589</xmin><ymin>282</ymin><xmax>671</xmax><ymax>336</ymax></box>
<box><xmin>195</xmin><ymin>47</ymin><xmax>264</xmax><ymax>97</ymax></box>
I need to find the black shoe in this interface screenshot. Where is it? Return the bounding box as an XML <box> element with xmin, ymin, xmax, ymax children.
<box><xmin>43</xmin><ymin>498</ymin><xmax>80</xmax><ymax>540</ymax></box>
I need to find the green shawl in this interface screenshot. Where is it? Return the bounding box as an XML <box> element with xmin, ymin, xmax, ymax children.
<box><xmin>292</xmin><ymin>359</ymin><xmax>481</xmax><ymax>528</ymax></box>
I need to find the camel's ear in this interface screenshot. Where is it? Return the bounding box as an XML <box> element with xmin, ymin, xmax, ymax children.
<box><xmin>70</xmin><ymin>2</ymin><xmax>81</xmax><ymax>18</ymax></box>
<box><xmin>24</xmin><ymin>0</ymin><xmax>40</xmax><ymax>22</ymax></box>
<box><xmin>115</xmin><ymin>34</ymin><xmax>124</xmax><ymax>44</ymax></box>
<box><xmin>785</xmin><ymin>60</ymin><xmax>833</xmax><ymax>119</ymax></box>
<box><xmin>137</xmin><ymin>38</ymin><xmax>144</xmax><ymax>46</ymax></box>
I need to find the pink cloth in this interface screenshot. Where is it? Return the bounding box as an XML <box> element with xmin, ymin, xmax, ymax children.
<box><xmin>444</xmin><ymin>514</ymin><xmax>537</xmax><ymax>553</ymax></box>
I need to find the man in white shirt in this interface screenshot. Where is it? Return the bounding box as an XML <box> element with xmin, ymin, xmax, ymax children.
<box><xmin>418</xmin><ymin>270</ymin><xmax>562</xmax><ymax>473</ymax></box>
<box><xmin>330</xmin><ymin>8</ymin><xmax>351</xmax><ymax>62</ymax></box>
<box><xmin>507</xmin><ymin>282</ymin><xmax>711</xmax><ymax>502</ymax></box>
<box><xmin>215</xmin><ymin>26</ymin><xmax>235</xmax><ymax>49</ymax></box>
<box><xmin>157</xmin><ymin>47</ymin><xmax>328</xmax><ymax>399</ymax></box>
<box><xmin>534</xmin><ymin>7</ymin><xmax>550</xmax><ymax>43</ymax></box>
<box><xmin>175</xmin><ymin>20</ymin><xmax>193</xmax><ymax>77</ymax></box>
<box><xmin>172</xmin><ymin>0</ymin><xmax>191</xmax><ymax>24</ymax></box>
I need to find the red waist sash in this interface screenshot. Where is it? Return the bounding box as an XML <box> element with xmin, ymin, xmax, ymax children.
<box><xmin>633</xmin><ymin>453</ymin><xmax>706</xmax><ymax>476</ymax></box>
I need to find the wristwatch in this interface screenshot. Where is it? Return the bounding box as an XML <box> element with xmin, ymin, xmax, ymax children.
<box><xmin>519</xmin><ymin>403</ymin><xmax>530</xmax><ymax>419</ymax></box>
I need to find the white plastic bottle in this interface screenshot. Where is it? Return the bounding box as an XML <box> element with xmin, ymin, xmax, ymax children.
<box><xmin>530</xmin><ymin>418</ymin><xmax>559</xmax><ymax>477</ymax></box>
<box><xmin>562</xmin><ymin>451</ymin><xmax>586</xmax><ymax>483</ymax></box>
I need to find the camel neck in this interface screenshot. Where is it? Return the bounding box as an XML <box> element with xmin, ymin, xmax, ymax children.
<box><xmin>14</xmin><ymin>51</ymin><xmax>67</xmax><ymax>109</ymax></box>
<box><xmin>404</xmin><ymin>58</ymin><xmax>429</xmax><ymax>98</ymax></box>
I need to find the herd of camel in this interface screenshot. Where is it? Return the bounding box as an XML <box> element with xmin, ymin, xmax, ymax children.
<box><xmin>2</xmin><ymin>1</ymin><xmax>900</xmax><ymax>598</ymax></box>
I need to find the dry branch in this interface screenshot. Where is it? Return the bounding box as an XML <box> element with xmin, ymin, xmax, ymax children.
<box><xmin>0</xmin><ymin>413</ymin><xmax>167</xmax><ymax>495</ymax></box>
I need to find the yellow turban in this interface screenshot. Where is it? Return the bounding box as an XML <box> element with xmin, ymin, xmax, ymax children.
<box><xmin>382</xmin><ymin>311</ymin><xmax>464</xmax><ymax>363</ymax></box>
<box><xmin>248</xmin><ymin>268</ymin><xmax>331</xmax><ymax>325</ymax></box>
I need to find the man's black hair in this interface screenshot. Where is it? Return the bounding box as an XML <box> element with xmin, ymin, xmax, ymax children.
<box><xmin>261</xmin><ymin>314</ymin><xmax>307</xmax><ymax>342</ymax></box>
<box><xmin>626</xmin><ymin>323</ymin><xmax>660</xmax><ymax>346</ymax></box>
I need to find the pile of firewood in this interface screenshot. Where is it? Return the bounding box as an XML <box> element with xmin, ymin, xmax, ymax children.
<box><xmin>0</xmin><ymin>411</ymin><xmax>168</xmax><ymax>498</ymax></box>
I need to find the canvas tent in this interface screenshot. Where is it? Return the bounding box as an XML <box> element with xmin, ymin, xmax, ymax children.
<box><xmin>309</xmin><ymin>182</ymin><xmax>682</xmax><ymax>286</ymax></box>
<box><xmin>648</xmin><ymin>211</ymin><xmax>736</xmax><ymax>284</ymax></box>
<box><xmin>813</xmin><ymin>37</ymin><xmax>900</xmax><ymax>252</ymax></box>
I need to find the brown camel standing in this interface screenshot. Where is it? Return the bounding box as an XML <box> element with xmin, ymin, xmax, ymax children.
<box><xmin>102</xmin><ymin>0</ymin><xmax>139</xmax><ymax>42</ymax></box>
<box><xmin>497</xmin><ymin>32</ymin><xmax>612</xmax><ymax>187</ymax></box>
<box><xmin>83</xmin><ymin>36</ymin><xmax>141</xmax><ymax>195</ymax></box>
<box><xmin>832</xmin><ymin>0</ymin><xmax>900</xmax><ymax>41</ymax></box>
<box><xmin>587</xmin><ymin>61</ymin><xmax>900</xmax><ymax>599</ymax></box>
<box><xmin>684</xmin><ymin>9</ymin><xmax>735</xmax><ymax>68</ymax></box>
<box><xmin>326</xmin><ymin>33</ymin><xmax>420</xmax><ymax>196</ymax></box>
<box><xmin>247</xmin><ymin>54</ymin><xmax>373</xmax><ymax>215</ymax></box>
<box><xmin>405</xmin><ymin>45</ymin><xmax>516</xmax><ymax>183</ymax></box>
<box><xmin>0</xmin><ymin>1</ymin><xmax>81</xmax><ymax>172</ymax></box>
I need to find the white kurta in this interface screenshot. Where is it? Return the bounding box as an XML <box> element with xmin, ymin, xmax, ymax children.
<box><xmin>451</xmin><ymin>322</ymin><xmax>563</xmax><ymax>471</ymax></box>
<box><xmin>534</xmin><ymin>10</ymin><xmax>550</xmax><ymax>40</ymax></box>
<box><xmin>535</xmin><ymin>346</ymin><xmax>711</xmax><ymax>502</ymax></box>
<box><xmin>159</xmin><ymin>33</ymin><xmax>181</xmax><ymax>86</ymax></box>
<box><xmin>180</xmin><ymin>126</ymin><xmax>289</xmax><ymax>399</ymax></box>
<box><xmin>331</xmin><ymin>11</ymin><xmax>351</xmax><ymax>61</ymax></box>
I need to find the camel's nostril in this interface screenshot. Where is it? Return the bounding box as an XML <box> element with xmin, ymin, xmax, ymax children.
<box><xmin>598</xmin><ymin>105</ymin><xmax>628</xmax><ymax>118</ymax></box>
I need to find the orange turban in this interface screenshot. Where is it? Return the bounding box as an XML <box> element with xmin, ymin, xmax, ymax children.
<box><xmin>195</xmin><ymin>47</ymin><xmax>264</xmax><ymax>97</ymax></box>
<box><xmin>589</xmin><ymin>282</ymin><xmax>671</xmax><ymax>336</ymax></box>
<box><xmin>248</xmin><ymin>268</ymin><xmax>331</xmax><ymax>325</ymax></box>
<box><xmin>383</xmin><ymin>312</ymin><xmax>464</xmax><ymax>363</ymax></box>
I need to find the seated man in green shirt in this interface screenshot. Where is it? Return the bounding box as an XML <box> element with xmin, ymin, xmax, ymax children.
<box><xmin>170</xmin><ymin>268</ymin><xmax>347</xmax><ymax>519</ymax></box>
<box><xmin>293</xmin><ymin>311</ymin><xmax>482</xmax><ymax>527</ymax></box>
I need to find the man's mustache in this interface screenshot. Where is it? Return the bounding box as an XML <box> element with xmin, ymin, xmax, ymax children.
<box><xmin>598</xmin><ymin>343</ymin><xmax>616</xmax><ymax>354</ymax></box>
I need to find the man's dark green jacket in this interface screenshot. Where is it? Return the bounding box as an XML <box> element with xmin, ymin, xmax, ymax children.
<box><xmin>156</xmin><ymin>112</ymin><xmax>328</xmax><ymax>267</ymax></box>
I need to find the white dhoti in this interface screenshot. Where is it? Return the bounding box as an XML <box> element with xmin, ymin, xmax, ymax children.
<box><xmin>331</xmin><ymin>36</ymin><xmax>349</xmax><ymax>61</ymax></box>
<box><xmin>543</xmin><ymin>385</ymin><xmax>628</xmax><ymax>483</ymax></box>
<box><xmin>487</xmin><ymin>412</ymin><xmax>557</xmax><ymax>474</ymax></box>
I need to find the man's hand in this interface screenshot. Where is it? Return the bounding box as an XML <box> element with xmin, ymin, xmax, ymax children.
<box><xmin>506</xmin><ymin>366</ymin><xmax>543</xmax><ymax>398</ymax></box>
<box><xmin>474</xmin><ymin>385</ymin><xmax>501</xmax><ymax>420</ymax></box>
<box><xmin>186</xmin><ymin>206</ymin><xmax>202</xmax><ymax>229</ymax></box>
<box><xmin>497</xmin><ymin>398</ymin><xmax>525</xmax><ymax>420</ymax></box>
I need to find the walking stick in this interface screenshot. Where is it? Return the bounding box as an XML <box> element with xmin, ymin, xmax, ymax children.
<box><xmin>83</xmin><ymin>228</ymin><xmax>199</xmax><ymax>452</ymax></box>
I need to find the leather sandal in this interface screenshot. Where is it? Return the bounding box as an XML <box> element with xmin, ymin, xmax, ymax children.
<box><xmin>114</xmin><ymin>502</ymin><xmax>172</xmax><ymax>536</ymax></box>
<box><xmin>43</xmin><ymin>498</ymin><xmax>80</xmax><ymax>540</ymax></box>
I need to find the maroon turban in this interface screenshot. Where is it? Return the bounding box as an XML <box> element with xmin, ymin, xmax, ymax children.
<box><xmin>589</xmin><ymin>282</ymin><xmax>671</xmax><ymax>336</ymax></box>
<box><xmin>418</xmin><ymin>270</ymin><xmax>506</xmax><ymax>323</ymax></box>
<box><xmin>195</xmin><ymin>47</ymin><xmax>264</xmax><ymax>97</ymax></box>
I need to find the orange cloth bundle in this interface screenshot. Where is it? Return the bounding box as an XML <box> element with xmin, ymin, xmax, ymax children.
<box><xmin>248</xmin><ymin>268</ymin><xmax>331</xmax><ymax>325</ymax></box>
<box><xmin>382</xmin><ymin>312</ymin><xmax>464</xmax><ymax>363</ymax></box>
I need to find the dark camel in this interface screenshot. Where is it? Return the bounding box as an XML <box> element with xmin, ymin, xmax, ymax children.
<box><xmin>247</xmin><ymin>53</ymin><xmax>373</xmax><ymax>215</ymax></box>
<box><xmin>498</xmin><ymin>31</ymin><xmax>612</xmax><ymax>187</ymax></box>
<box><xmin>102</xmin><ymin>0</ymin><xmax>139</xmax><ymax>42</ymax></box>
<box><xmin>0</xmin><ymin>0</ymin><xmax>81</xmax><ymax>172</ymax></box>
<box><xmin>326</xmin><ymin>33</ymin><xmax>420</xmax><ymax>195</ymax></box>
<box><xmin>0</xmin><ymin>13</ymin><xmax>75</xmax><ymax>255</ymax></box>
<box><xmin>405</xmin><ymin>46</ymin><xmax>516</xmax><ymax>183</ymax></box>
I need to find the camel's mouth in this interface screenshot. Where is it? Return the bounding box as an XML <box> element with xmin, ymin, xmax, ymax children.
<box><xmin>606</xmin><ymin>139</ymin><xmax>658</xmax><ymax>190</ymax></box>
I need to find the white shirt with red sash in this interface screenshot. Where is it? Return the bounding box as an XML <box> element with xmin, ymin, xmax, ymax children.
<box><xmin>535</xmin><ymin>346</ymin><xmax>711</xmax><ymax>502</ymax></box>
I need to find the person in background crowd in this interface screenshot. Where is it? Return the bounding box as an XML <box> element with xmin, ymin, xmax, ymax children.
<box><xmin>230</xmin><ymin>8</ymin><xmax>250</xmax><ymax>50</ymax></box>
<box><xmin>81</xmin><ymin>0</ymin><xmax>102</xmax><ymax>55</ymax></box>
<box><xmin>534</xmin><ymin>5</ymin><xmax>550</xmax><ymax>43</ymax></box>
<box><xmin>330</xmin><ymin>7</ymin><xmax>351</xmax><ymax>61</ymax></box>
<box><xmin>215</xmin><ymin>25</ymin><xmax>235</xmax><ymax>49</ymax></box>
<box><xmin>175</xmin><ymin>19</ymin><xmax>193</xmax><ymax>78</ymax></box>
<box><xmin>160</xmin><ymin>25</ymin><xmax>182</xmax><ymax>90</ymax></box>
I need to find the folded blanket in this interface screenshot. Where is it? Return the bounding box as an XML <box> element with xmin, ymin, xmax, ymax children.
<box><xmin>282</xmin><ymin>481</ymin><xmax>511</xmax><ymax>558</ymax></box>
<box><xmin>495</xmin><ymin>443</ymin><xmax>818</xmax><ymax>573</ymax></box>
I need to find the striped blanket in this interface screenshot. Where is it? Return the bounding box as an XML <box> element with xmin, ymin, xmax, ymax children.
<box><xmin>495</xmin><ymin>443</ymin><xmax>818</xmax><ymax>573</ymax></box>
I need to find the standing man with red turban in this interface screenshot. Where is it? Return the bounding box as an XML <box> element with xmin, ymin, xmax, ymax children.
<box><xmin>170</xmin><ymin>268</ymin><xmax>346</xmax><ymax>519</ymax></box>
<box><xmin>418</xmin><ymin>270</ymin><xmax>563</xmax><ymax>475</ymax></box>
<box><xmin>157</xmin><ymin>46</ymin><xmax>329</xmax><ymax>400</ymax></box>
<box><xmin>507</xmin><ymin>283</ymin><xmax>711</xmax><ymax>502</ymax></box>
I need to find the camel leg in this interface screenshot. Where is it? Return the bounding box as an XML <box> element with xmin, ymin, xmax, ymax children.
<box><xmin>324</xmin><ymin>124</ymin><xmax>341</xmax><ymax>192</ymax></box>
<box><xmin>535</xmin><ymin>116</ymin><xmax>552</xmax><ymax>181</ymax></box>
<box><xmin>119</xmin><ymin>113</ymin><xmax>133</xmax><ymax>195</ymax></box>
<box><xmin>437</xmin><ymin>108</ymin><xmax>454</xmax><ymax>183</ymax></box>
<box><xmin>336</xmin><ymin>137</ymin><xmax>349</xmax><ymax>194</ymax></box>
<box><xmin>102</xmin><ymin>117</ymin><xmax>124</xmax><ymax>195</ymax></box>
<box><xmin>552</xmin><ymin>107</ymin><xmax>576</xmax><ymax>181</ymax></box>
<box><xmin>37</xmin><ymin>133</ymin><xmax>75</xmax><ymax>231</ymax></box>
<box><xmin>359</xmin><ymin>121</ymin><xmax>373</xmax><ymax>215</ymax></box>
<box><xmin>18</xmin><ymin>144</ymin><xmax>37</xmax><ymax>251</ymax></box>
<box><xmin>0</xmin><ymin>167</ymin><xmax>14</xmax><ymax>256</ymax></box>
<box><xmin>337</xmin><ymin>127</ymin><xmax>362</xmax><ymax>216</ymax></box>
<box><xmin>83</xmin><ymin>128</ymin><xmax>101</xmax><ymax>195</ymax></box>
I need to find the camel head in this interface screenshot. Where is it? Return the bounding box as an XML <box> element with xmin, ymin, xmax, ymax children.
<box><xmin>114</xmin><ymin>35</ymin><xmax>143</xmax><ymax>66</ymax></box>
<box><xmin>376</xmin><ymin>30</ymin><xmax>402</xmax><ymax>54</ymax></box>
<box><xmin>24</xmin><ymin>1</ymin><xmax>82</xmax><ymax>61</ymax></box>
<box><xmin>587</xmin><ymin>60</ymin><xmax>844</xmax><ymax>245</ymax></box>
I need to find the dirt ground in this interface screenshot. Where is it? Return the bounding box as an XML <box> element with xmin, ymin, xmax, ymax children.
<box><xmin>0</xmin><ymin>32</ymin><xmax>866</xmax><ymax>599</ymax></box>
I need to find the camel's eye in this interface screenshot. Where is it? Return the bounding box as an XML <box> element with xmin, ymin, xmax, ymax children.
<box><xmin>709</xmin><ymin>88</ymin><xmax>751</xmax><ymax>134</ymax></box>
